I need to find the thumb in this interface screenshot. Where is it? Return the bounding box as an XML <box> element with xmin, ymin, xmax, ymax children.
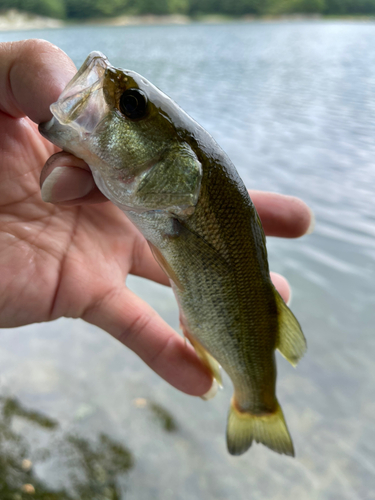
<box><xmin>0</xmin><ymin>39</ymin><xmax>76</xmax><ymax>123</ymax></box>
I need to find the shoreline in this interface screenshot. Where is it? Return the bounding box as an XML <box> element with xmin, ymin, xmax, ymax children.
<box><xmin>0</xmin><ymin>9</ymin><xmax>374</xmax><ymax>32</ymax></box>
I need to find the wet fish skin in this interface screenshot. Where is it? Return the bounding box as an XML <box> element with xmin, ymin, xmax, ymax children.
<box><xmin>39</xmin><ymin>52</ymin><xmax>306</xmax><ymax>456</ymax></box>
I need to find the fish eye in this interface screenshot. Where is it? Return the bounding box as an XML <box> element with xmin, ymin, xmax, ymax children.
<box><xmin>119</xmin><ymin>88</ymin><xmax>148</xmax><ymax>119</ymax></box>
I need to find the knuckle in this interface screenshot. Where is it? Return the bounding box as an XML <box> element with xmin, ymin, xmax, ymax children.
<box><xmin>148</xmin><ymin>333</ymin><xmax>175</xmax><ymax>366</ymax></box>
<box><xmin>119</xmin><ymin>310</ymin><xmax>153</xmax><ymax>347</ymax></box>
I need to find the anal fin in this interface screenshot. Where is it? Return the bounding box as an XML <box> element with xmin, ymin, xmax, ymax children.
<box><xmin>275</xmin><ymin>290</ymin><xmax>307</xmax><ymax>367</ymax></box>
<box><xmin>181</xmin><ymin>325</ymin><xmax>223</xmax><ymax>392</ymax></box>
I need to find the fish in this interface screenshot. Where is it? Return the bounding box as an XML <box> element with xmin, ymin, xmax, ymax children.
<box><xmin>39</xmin><ymin>52</ymin><xmax>306</xmax><ymax>457</ymax></box>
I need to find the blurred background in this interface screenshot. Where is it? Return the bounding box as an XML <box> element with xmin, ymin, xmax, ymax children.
<box><xmin>0</xmin><ymin>4</ymin><xmax>375</xmax><ymax>500</ymax></box>
<box><xmin>3</xmin><ymin>0</ymin><xmax>375</xmax><ymax>22</ymax></box>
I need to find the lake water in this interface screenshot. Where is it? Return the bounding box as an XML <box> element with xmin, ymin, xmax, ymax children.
<box><xmin>1</xmin><ymin>21</ymin><xmax>375</xmax><ymax>499</ymax></box>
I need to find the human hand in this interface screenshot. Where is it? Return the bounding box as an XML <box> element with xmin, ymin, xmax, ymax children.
<box><xmin>0</xmin><ymin>40</ymin><xmax>313</xmax><ymax>398</ymax></box>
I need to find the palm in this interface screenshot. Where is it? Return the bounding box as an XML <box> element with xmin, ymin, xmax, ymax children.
<box><xmin>0</xmin><ymin>113</ymin><xmax>138</xmax><ymax>327</ymax></box>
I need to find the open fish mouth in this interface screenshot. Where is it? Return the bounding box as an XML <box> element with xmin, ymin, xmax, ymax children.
<box><xmin>39</xmin><ymin>52</ymin><xmax>111</xmax><ymax>142</ymax></box>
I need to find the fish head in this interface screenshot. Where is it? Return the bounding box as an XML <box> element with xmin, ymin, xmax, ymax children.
<box><xmin>39</xmin><ymin>51</ymin><xmax>202</xmax><ymax>213</ymax></box>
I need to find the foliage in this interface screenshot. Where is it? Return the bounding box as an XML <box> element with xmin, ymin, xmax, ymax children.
<box><xmin>65</xmin><ymin>0</ymin><xmax>128</xmax><ymax>19</ymax></box>
<box><xmin>2</xmin><ymin>0</ymin><xmax>375</xmax><ymax>20</ymax></box>
<box><xmin>263</xmin><ymin>0</ymin><xmax>326</xmax><ymax>15</ymax></box>
<box><xmin>324</xmin><ymin>0</ymin><xmax>375</xmax><ymax>14</ymax></box>
<box><xmin>0</xmin><ymin>0</ymin><xmax>66</xmax><ymax>18</ymax></box>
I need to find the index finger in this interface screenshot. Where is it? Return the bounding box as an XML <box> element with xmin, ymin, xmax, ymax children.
<box><xmin>0</xmin><ymin>39</ymin><xmax>76</xmax><ymax>123</ymax></box>
<box><xmin>250</xmin><ymin>190</ymin><xmax>314</xmax><ymax>238</ymax></box>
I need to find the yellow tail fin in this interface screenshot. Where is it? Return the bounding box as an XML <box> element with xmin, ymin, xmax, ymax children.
<box><xmin>226</xmin><ymin>399</ymin><xmax>295</xmax><ymax>457</ymax></box>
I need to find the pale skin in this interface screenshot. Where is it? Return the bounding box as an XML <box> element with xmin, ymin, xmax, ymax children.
<box><xmin>0</xmin><ymin>39</ymin><xmax>314</xmax><ymax>397</ymax></box>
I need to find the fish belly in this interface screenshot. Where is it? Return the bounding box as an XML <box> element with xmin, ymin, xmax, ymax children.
<box><xmin>126</xmin><ymin>208</ymin><xmax>303</xmax><ymax>457</ymax></box>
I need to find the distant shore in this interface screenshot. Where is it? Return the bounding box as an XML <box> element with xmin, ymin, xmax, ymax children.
<box><xmin>0</xmin><ymin>9</ymin><xmax>374</xmax><ymax>32</ymax></box>
<box><xmin>0</xmin><ymin>9</ymin><xmax>64</xmax><ymax>31</ymax></box>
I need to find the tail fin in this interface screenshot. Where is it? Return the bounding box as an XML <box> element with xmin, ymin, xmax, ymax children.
<box><xmin>226</xmin><ymin>399</ymin><xmax>295</xmax><ymax>457</ymax></box>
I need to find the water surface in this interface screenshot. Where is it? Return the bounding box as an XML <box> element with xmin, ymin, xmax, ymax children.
<box><xmin>0</xmin><ymin>21</ymin><xmax>374</xmax><ymax>499</ymax></box>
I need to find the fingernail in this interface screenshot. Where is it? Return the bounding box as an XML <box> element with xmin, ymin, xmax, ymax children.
<box><xmin>201</xmin><ymin>379</ymin><xmax>219</xmax><ymax>401</ymax></box>
<box><xmin>305</xmin><ymin>208</ymin><xmax>316</xmax><ymax>235</ymax></box>
<box><xmin>41</xmin><ymin>166</ymin><xmax>95</xmax><ymax>203</ymax></box>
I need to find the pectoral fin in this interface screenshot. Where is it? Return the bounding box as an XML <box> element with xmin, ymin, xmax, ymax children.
<box><xmin>275</xmin><ymin>290</ymin><xmax>306</xmax><ymax>367</ymax></box>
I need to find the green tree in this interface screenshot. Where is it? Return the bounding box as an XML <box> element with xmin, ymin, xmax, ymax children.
<box><xmin>188</xmin><ymin>0</ymin><xmax>261</xmax><ymax>15</ymax></box>
<box><xmin>263</xmin><ymin>0</ymin><xmax>326</xmax><ymax>14</ymax></box>
<box><xmin>132</xmin><ymin>0</ymin><xmax>189</xmax><ymax>15</ymax></box>
<box><xmin>0</xmin><ymin>0</ymin><xmax>17</xmax><ymax>9</ymax></box>
<box><xmin>324</xmin><ymin>0</ymin><xmax>375</xmax><ymax>14</ymax></box>
<box><xmin>126</xmin><ymin>0</ymin><xmax>167</xmax><ymax>14</ymax></box>
<box><xmin>218</xmin><ymin>0</ymin><xmax>262</xmax><ymax>15</ymax></box>
<box><xmin>65</xmin><ymin>0</ymin><xmax>129</xmax><ymax>18</ymax></box>
<box><xmin>0</xmin><ymin>0</ymin><xmax>66</xmax><ymax>18</ymax></box>
<box><xmin>92</xmin><ymin>0</ymin><xmax>128</xmax><ymax>16</ymax></box>
<box><xmin>168</xmin><ymin>0</ymin><xmax>189</xmax><ymax>14</ymax></box>
<box><xmin>3</xmin><ymin>0</ymin><xmax>375</xmax><ymax>25</ymax></box>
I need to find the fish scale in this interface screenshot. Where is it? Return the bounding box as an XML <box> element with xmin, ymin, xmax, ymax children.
<box><xmin>39</xmin><ymin>51</ymin><xmax>307</xmax><ymax>457</ymax></box>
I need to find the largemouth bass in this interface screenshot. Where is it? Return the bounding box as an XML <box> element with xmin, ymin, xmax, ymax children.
<box><xmin>39</xmin><ymin>52</ymin><xmax>306</xmax><ymax>456</ymax></box>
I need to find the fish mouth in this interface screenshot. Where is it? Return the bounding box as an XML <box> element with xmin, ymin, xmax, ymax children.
<box><xmin>39</xmin><ymin>51</ymin><xmax>111</xmax><ymax>143</ymax></box>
